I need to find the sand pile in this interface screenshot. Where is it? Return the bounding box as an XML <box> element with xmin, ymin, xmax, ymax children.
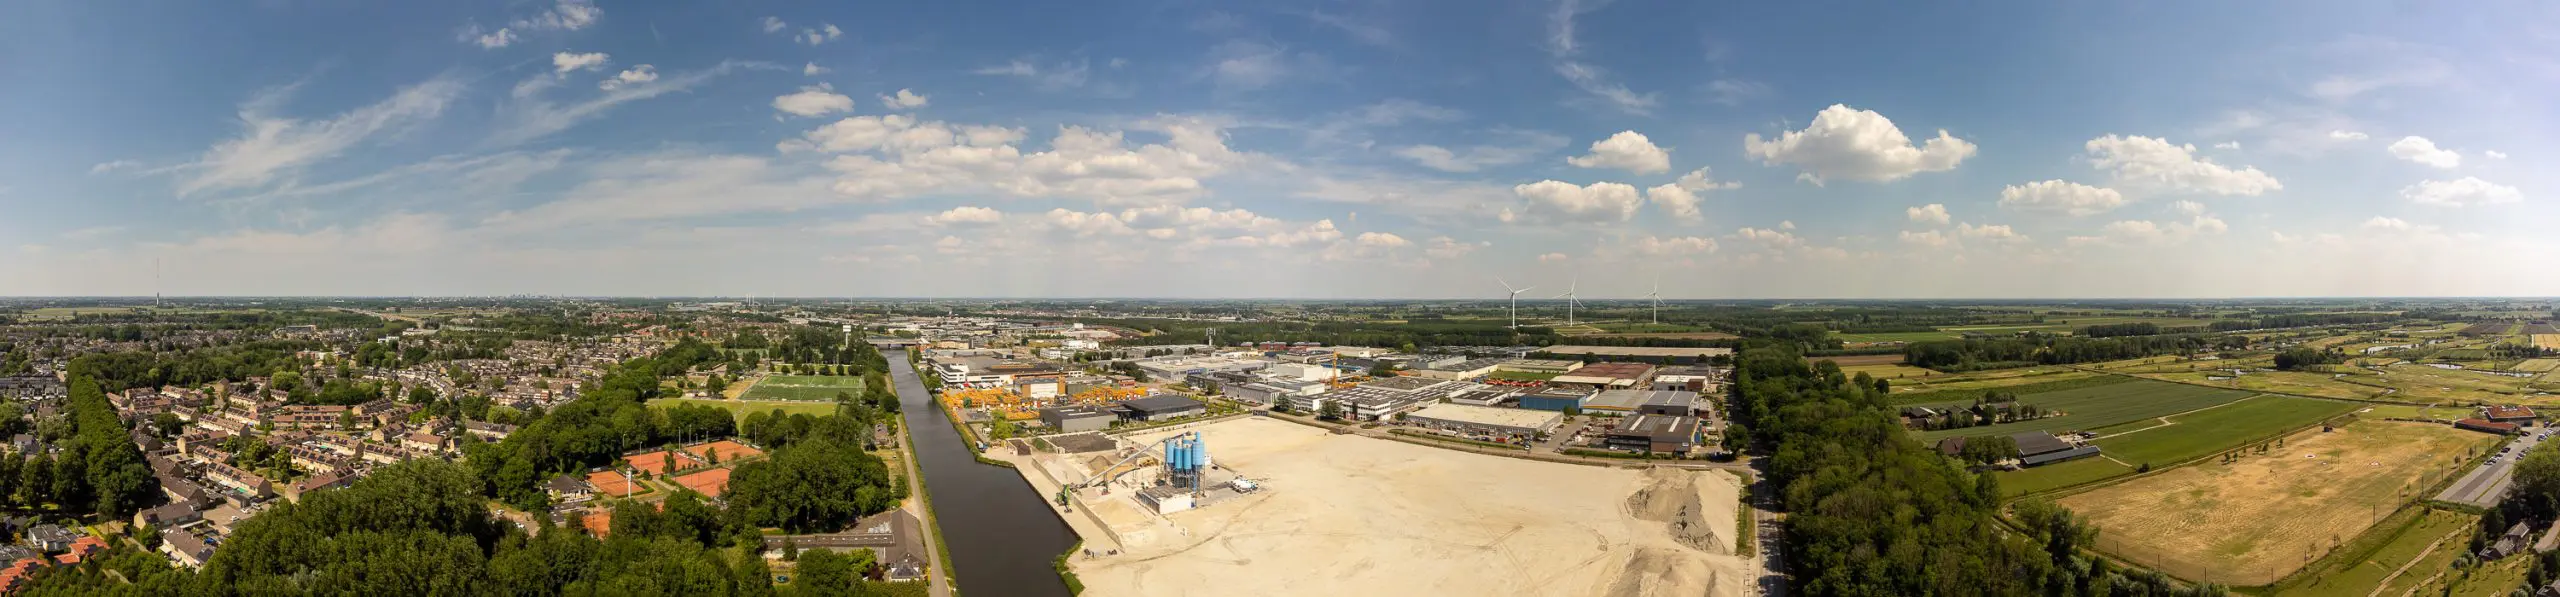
<box><xmin>1625</xmin><ymin>467</ymin><xmax>1728</xmax><ymax>554</ymax></box>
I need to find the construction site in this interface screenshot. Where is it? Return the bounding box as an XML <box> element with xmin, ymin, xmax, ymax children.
<box><xmin>1037</xmin><ymin>417</ymin><xmax>1752</xmax><ymax>597</ymax></box>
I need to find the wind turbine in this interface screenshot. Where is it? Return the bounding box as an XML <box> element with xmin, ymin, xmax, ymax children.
<box><xmin>1552</xmin><ymin>276</ymin><xmax>1583</xmax><ymax>326</ymax></box>
<box><xmin>1644</xmin><ymin>278</ymin><xmax>1662</xmax><ymax>325</ymax></box>
<box><xmin>1497</xmin><ymin>278</ymin><xmax>1535</xmax><ymax>330</ymax></box>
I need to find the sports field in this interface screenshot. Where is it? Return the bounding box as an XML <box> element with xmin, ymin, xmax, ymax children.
<box><xmin>2274</xmin><ymin>508</ymin><xmax>2477</xmax><ymax>597</ymax></box>
<box><xmin>2059</xmin><ymin>421</ymin><xmax>2494</xmax><ymax>585</ymax></box>
<box><xmin>739</xmin><ymin>374</ymin><xmax>867</xmax><ymax>401</ymax></box>
<box><xmin>653</xmin><ymin>398</ymin><xmax>839</xmax><ymax>422</ymax></box>
<box><xmin>1914</xmin><ymin>378</ymin><xmax>2256</xmax><ymax>441</ymax></box>
<box><xmin>2086</xmin><ymin>395</ymin><xmax>2363</xmax><ymax>467</ymax></box>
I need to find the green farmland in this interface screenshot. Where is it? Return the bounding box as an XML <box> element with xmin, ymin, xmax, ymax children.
<box><xmin>1914</xmin><ymin>378</ymin><xmax>2258</xmax><ymax>441</ymax></box>
<box><xmin>1995</xmin><ymin>458</ymin><xmax>2135</xmax><ymax>497</ymax></box>
<box><xmin>653</xmin><ymin>398</ymin><xmax>840</xmax><ymax>422</ymax></box>
<box><xmin>739</xmin><ymin>374</ymin><xmax>869</xmax><ymax>401</ymax></box>
<box><xmin>2087</xmin><ymin>395</ymin><xmax>2363</xmax><ymax>468</ymax></box>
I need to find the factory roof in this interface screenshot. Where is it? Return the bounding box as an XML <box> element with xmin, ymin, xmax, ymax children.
<box><xmin>1424</xmin><ymin>357</ymin><xmax>1510</xmax><ymax>372</ymax></box>
<box><xmin>1609</xmin><ymin>415</ymin><xmax>1702</xmax><ymax>440</ymax></box>
<box><xmin>1362</xmin><ymin>376</ymin><xmax>1445</xmax><ymax>391</ymax></box>
<box><xmin>1117</xmin><ymin>396</ymin><xmax>1207</xmax><ymax>415</ymax></box>
<box><xmin>1405</xmin><ymin>403</ymin><xmax>1563</xmax><ymax>430</ymax></box>
<box><xmin>1584</xmin><ymin>389</ymin><xmax>1657</xmax><ymax>411</ymax></box>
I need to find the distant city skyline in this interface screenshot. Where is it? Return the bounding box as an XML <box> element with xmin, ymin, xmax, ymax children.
<box><xmin>2</xmin><ymin>1</ymin><xmax>2553</xmax><ymax>298</ymax></box>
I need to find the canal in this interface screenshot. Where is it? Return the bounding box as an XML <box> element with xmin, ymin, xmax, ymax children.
<box><xmin>888</xmin><ymin>349</ymin><xmax>1078</xmax><ymax>597</ymax></box>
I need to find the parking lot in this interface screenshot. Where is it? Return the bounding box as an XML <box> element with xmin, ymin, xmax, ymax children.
<box><xmin>2435</xmin><ymin>425</ymin><xmax>2547</xmax><ymax>508</ymax></box>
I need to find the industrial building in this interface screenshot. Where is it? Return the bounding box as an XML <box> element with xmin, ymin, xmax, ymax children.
<box><xmin>1516</xmin><ymin>390</ymin><xmax>1595</xmax><ymax>412</ymax></box>
<box><xmin>1448</xmin><ymin>386</ymin><xmax>1524</xmax><ymax>406</ymax></box>
<box><xmin>1548</xmin><ymin>362</ymin><xmax>1658</xmax><ymax>390</ymax></box>
<box><xmin>1411</xmin><ymin>358</ymin><xmax>1508</xmax><ymax>381</ymax></box>
<box><xmin>1498</xmin><ymin>359</ymin><xmax>1583</xmax><ymax>374</ymax></box>
<box><xmin>1649</xmin><ymin>366</ymin><xmax>1723</xmax><ymax>393</ymax></box>
<box><xmin>1603</xmin><ymin>415</ymin><xmax>1703</xmax><ymax>454</ymax></box>
<box><xmin>1261</xmin><ymin>362</ymin><xmax>1341</xmax><ymax>382</ymax></box>
<box><xmin>932</xmin><ymin>355</ymin><xmax>1066</xmax><ymax>388</ymax></box>
<box><xmin>1403</xmin><ymin>403</ymin><xmax>1564</xmax><ymax>442</ymax></box>
<box><xmin>1115</xmin><ymin>396</ymin><xmax>1208</xmax><ymax>422</ymax></box>
<box><xmin>1536</xmin><ymin>346</ymin><xmax>1737</xmax><ymax>362</ymax></box>
<box><xmin>1040</xmin><ymin>406</ymin><xmax>1118</xmax><ymax>433</ymax></box>
<box><xmin>1136</xmin><ymin>356</ymin><xmax>1269</xmax><ymax>383</ymax></box>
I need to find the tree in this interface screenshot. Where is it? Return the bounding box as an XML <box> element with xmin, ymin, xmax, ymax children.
<box><xmin>1721</xmin><ymin>423</ymin><xmax>1749</xmax><ymax>454</ymax></box>
<box><xmin>1318</xmin><ymin>401</ymin><xmax>1343</xmax><ymax>421</ymax></box>
<box><xmin>990</xmin><ymin>419</ymin><xmax>1017</xmax><ymax>440</ymax></box>
<box><xmin>781</xmin><ymin>537</ymin><xmax>800</xmax><ymax>561</ymax></box>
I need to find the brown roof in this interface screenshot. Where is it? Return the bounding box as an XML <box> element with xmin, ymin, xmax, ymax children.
<box><xmin>1558</xmin><ymin>362</ymin><xmax>1656</xmax><ymax>380</ymax></box>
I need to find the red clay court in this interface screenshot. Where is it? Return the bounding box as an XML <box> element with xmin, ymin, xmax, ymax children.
<box><xmin>673</xmin><ymin>468</ymin><xmax>732</xmax><ymax>498</ymax></box>
<box><xmin>621</xmin><ymin>449</ymin><xmax>701</xmax><ymax>476</ymax></box>
<box><xmin>585</xmin><ymin>470</ymin><xmax>641</xmax><ymax>497</ymax></box>
<box><xmin>683</xmin><ymin>440</ymin><xmax>762</xmax><ymax>463</ymax></box>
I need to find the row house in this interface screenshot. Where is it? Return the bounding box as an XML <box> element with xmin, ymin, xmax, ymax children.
<box><xmin>200</xmin><ymin>461</ymin><xmax>273</xmax><ymax>501</ymax></box>
<box><xmin>462</xmin><ymin>421</ymin><xmax>517</xmax><ymax>441</ymax></box>
<box><xmin>280</xmin><ymin>444</ymin><xmax>352</xmax><ymax>476</ymax></box>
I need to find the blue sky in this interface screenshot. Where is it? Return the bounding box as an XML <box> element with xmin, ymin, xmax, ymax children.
<box><xmin>3</xmin><ymin>0</ymin><xmax>2554</xmax><ymax>298</ymax></box>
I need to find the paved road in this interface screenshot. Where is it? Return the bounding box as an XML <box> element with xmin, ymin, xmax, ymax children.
<box><xmin>1749</xmin><ymin>460</ymin><xmax>1788</xmax><ymax>597</ymax></box>
<box><xmin>2436</xmin><ymin>427</ymin><xmax>2546</xmax><ymax>508</ymax></box>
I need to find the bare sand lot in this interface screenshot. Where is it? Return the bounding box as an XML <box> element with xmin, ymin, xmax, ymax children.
<box><xmin>1076</xmin><ymin>418</ymin><xmax>1748</xmax><ymax>597</ymax></box>
<box><xmin>2057</xmin><ymin>421</ymin><xmax>2492</xmax><ymax>585</ymax></box>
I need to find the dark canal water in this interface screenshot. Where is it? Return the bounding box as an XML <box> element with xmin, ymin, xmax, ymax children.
<box><xmin>888</xmin><ymin>349</ymin><xmax>1078</xmax><ymax>597</ymax></box>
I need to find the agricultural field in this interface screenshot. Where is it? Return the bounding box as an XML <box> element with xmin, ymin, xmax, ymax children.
<box><xmin>1887</xmin><ymin>369</ymin><xmax>2102</xmax><ymax>403</ymax></box>
<box><xmin>1913</xmin><ymin>378</ymin><xmax>2257</xmax><ymax>441</ymax></box>
<box><xmin>2273</xmin><ymin>508</ymin><xmax>2477</xmax><ymax>597</ymax></box>
<box><xmin>2369</xmin><ymin>363</ymin><xmax>2536</xmax><ymax>404</ymax></box>
<box><xmin>1833</xmin><ymin>330</ymin><xmax>1960</xmax><ymax>343</ymax></box>
<box><xmin>2058</xmin><ymin>421</ymin><xmax>2494</xmax><ymax>586</ymax></box>
<box><xmin>738</xmin><ymin>374</ymin><xmax>869</xmax><ymax>401</ymax></box>
<box><xmin>1994</xmin><ymin>458</ymin><xmax>2134</xmax><ymax>497</ymax></box>
<box><xmin>2140</xmin><ymin>370</ymin><xmax>2387</xmax><ymax>401</ymax></box>
<box><xmin>2508</xmin><ymin>358</ymin><xmax>2559</xmax><ymax>373</ymax></box>
<box><xmin>2536</xmin><ymin>334</ymin><xmax>2560</xmax><ymax>350</ymax></box>
<box><xmin>1840</xmin><ymin>364</ymin><xmax>1942</xmax><ymax>380</ymax></box>
<box><xmin>2353</xmin><ymin>403</ymin><xmax>2472</xmax><ymax>422</ymax></box>
<box><xmin>652</xmin><ymin>398</ymin><xmax>840</xmax><ymax>422</ymax></box>
<box><xmin>2085</xmin><ymin>395</ymin><xmax>2363</xmax><ymax>467</ymax></box>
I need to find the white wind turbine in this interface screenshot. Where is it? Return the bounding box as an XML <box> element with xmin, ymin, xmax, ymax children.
<box><xmin>1644</xmin><ymin>278</ymin><xmax>1663</xmax><ymax>325</ymax></box>
<box><xmin>1497</xmin><ymin>277</ymin><xmax>1535</xmax><ymax>330</ymax></box>
<box><xmin>1552</xmin><ymin>276</ymin><xmax>1583</xmax><ymax>326</ymax></box>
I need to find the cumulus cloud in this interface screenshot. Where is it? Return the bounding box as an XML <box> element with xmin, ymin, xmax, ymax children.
<box><xmin>598</xmin><ymin>65</ymin><xmax>658</xmax><ymax>90</ymax></box>
<box><xmin>1629</xmin><ymin>236</ymin><xmax>1718</xmax><ymax>256</ymax></box>
<box><xmin>2213</xmin><ymin>141</ymin><xmax>2241</xmax><ymax>150</ymax></box>
<box><xmin>878</xmin><ymin>89</ymin><xmax>929</xmax><ymax>109</ymax></box>
<box><xmin>2401</xmin><ymin>177</ymin><xmax>2521</xmax><ymax>207</ymax></box>
<box><xmin>2387</xmin><ymin>136</ymin><xmax>2461</xmax><ymax>168</ymax></box>
<box><xmin>1645</xmin><ymin>185</ymin><xmax>1703</xmax><ymax>221</ymax></box>
<box><xmin>1565</xmin><ymin>130</ymin><xmax>1670</xmax><ymax>174</ymax></box>
<box><xmin>773</xmin><ymin>85</ymin><xmax>855</xmax><ymax>117</ymax></box>
<box><xmin>1732</xmin><ymin>226</ymin><xmax>1801</xmax><ymax>248</ymax></box>
<box><xmin>2363</xmin><ymin>216</ymin><xmax>2410</xmax><ymax>230</ymax></box>
<box><xmin>926</xmin><ymin>206</ymin><xmax>1002</xmax><ymax>226</ymax></box>
<box><xmin>2169</xmin><ymin>200</ymin><xmax>2207</xmax><ymax>217</ymax></box>
<box><xmin>464</xmin><ymin>26</ymin><xmax>517</xmax><ymax>49</ymax></box>
<box><xmin>761</xmin><ymin>16</ymin><xmax>787</xmax><ymax>33</ymax></box>
<box><xmin>2486</xmin><ymin>150</ymin><xmax>2509</xmax><ymax>160</ymax></box>
<box><xmin>798</xmin><ymin>23</ymin><xmax>843</xmax><ymax>46</ymax></box>
<box><xmin>553</xmin><ymin>52</ymin><xmax>609</xmax><ymax>74</ymax></box>
<box><xmin>785</xmin><ymin>114</ymin><xmax>1246</xmax><ymax>207</ymax></box>
<box><xmin>1899</xmin><ymin>229</ymin><xmax>1952</xmax><ymax>248</ymax></box>
<box><xmin>1998</xmin><ymin>180</ymin><xmax>2125</xmax><ymax>216</ymax></box>
<box><xmin>804</xmin><ymin>63</ymin><xmax>830</xmax><ymax>77</ymax></box>
<box><xmin>2329</xmin><ymin>130</ymin><xmax>2369</xmax><ymax>141</ymax></box>
<box><xmin>1743</xmin><ymin>104</ymin><xmax>1975</xmax><ymax>184</ymax></box>
<box><xmin>1424</xmin><ymin>236</ymin><xmax>1488</xmax><ymax>260</ymax></box>
<box><xmin>1906</xmin><ymin>203</ymin><xmax>1951</xmax><ymax>225</ymax></box>
<box><xmin>2083</xmin><ymin>135</ymin><xmax>2281</xmax><ymax>196</ymax></box>
<box><xmin>510</xmin><ymin>0</ymin><xmax>600</xmax><ymax>32</ymax></box>
<box><xmin>1957</xmin><ymin>222</ymin><xmax>2026</xmax><ymax>243</ymax></box>
<box><xmin>1509</xmin><ymin>180</ymin><xmax>1643</xmax><ymax>223</ymax></box>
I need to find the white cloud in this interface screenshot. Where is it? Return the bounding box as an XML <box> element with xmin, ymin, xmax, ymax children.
<box><xmin>465</xmin><ymin>26</ymin><xmax>517</xmax><ymax>49</ymax></box>
<box><xmin>790</xmin><ymin>115</ymin><xmax>1247</xmax><ymax>207</ymax></box>
<box><xmin>1538</xmin><ymin>252</ymin><xmax>1570</xmax><ymax>263</ymax></box>
<box><xmin>1704</xmin><ymin>79</ymin><xmax>1772</xmax><ymax>106</ymax></box>
<box><xmin>2213</xmin><ymin>141</ymin><xmax>2241</xmax><ymax>150</ymax></box>
<box><xmin>2486</xmin><ymin>150</ymin><xmax>2509</xmax><ymax>160</ymax></box>
<box><xmin>1208</xmin><ymin>41</ymin><xmax>1302</xmax><ymax>92</ymax></box>
<box><xmin>2401</xmin><ymin>177</ymin><xmax>2521</xmax><ymax>207</ymax></box>
<box><xmin>1510</xmin><ymin>180</ymin><xmax>1643</xmax><ymax>223</ymax></box>
<box><xmin>1644</xmin><ymin>184</ymin><xmax>1706</xmax><ymax>221</ymax></box>
<box><xmin>798</xmin><ymin>24</ymin><xmax>843</xmax><ymax>46</ymax></box>
<box><xmin>89</xmin><ymin>160</ymin><xmax>141</xmax><ymax>175</ymax></box>
<box><xmin>1733</xmin><ymin>226</ymin><xmax>1801</xmax><ymax>248</ymax></box>
<box><xmin>598</xmin><ymin>65</ymin><xmax>658</xmax><ymax>90</ymax></box>
<box><xmin>761</xmin><ymin>16</ymin><xmax>787</xmax><ymax>33</ymax></box>
<box><xmin>494</xmin><ymin>62</ymin><xmax>749</xmax><ymax>146</ymax></box>
<box><xmin>511</xmin><ymin>0</ymin><xmax>601</xmax><ymax>32</ymax></box>
<box><xmin>2386</xmin><ymin>136</ymin><xmax>2460</xmax><ymax>168</ymax></box>
<box><xmin>1906</xmin><ymin>204</ymin><xmax>1951</xmax><ymax>225</ymax></box>
<box><xmin>2169</xmin><ymin>200</ymin><xmax>2207</xmax><ymax>217</ymax></box>
<box><xmin>804</xmin><ymin>63</ymin><xmax>830</xmax><ymax>77</ymax></box>
<box><xmin>1629</xmin><ymin>236</ymin><xmax>1718</xmax><ymax>256</ymax></box>
<box><xmin>1546</xmin><ymin>0</ymin><xmax>1657</xmax><ymax>114</ymax></box>
<box><xmin>1389</xmin><ymin>131</ymin><xmax>1568</xmax><ymax>173</ymax></box>
<box><xmin>926</xmin><ymin>206</ymin><xmax>1003</xmax><ymax>226</ymax></box>
<box><xmin>972</xmin><ymin>58</ymin><xmax>1097</xmax><ymax>92</ymax></box>
<box><xmin>1744</xmin><ymin>104</ymin><xmax>1975</xmax><ymax>184</ymax></box>
<box><xmin>1899</xmin><ymin>229</ymin><xmax>1952</xmax><ymax>248</ymax></box>
<box><xmin>1957</xmin><ymin>222</ymin><xmax>2026</xmax><ymax>243</ymax></box>
<box><xmin>552</xmin><ymin>52</ymin><xmax>609</xmax><ymax>74</ymax></box>
<box><xmin>2363</xmin><ymin>216</ymin><xmax>2410</xmax><ymax>230</ymax></box>
<box><xmin>1354</xmin><ymin>232</ymin><xmax>1409</xmax><ymax>248</ymax></box>
<box><xmin>2328</xmin><ymin>130</ymin><xmax>2368</xmax><ymax>141</ymax></box>
<box><xmin>878</xmin><ymin>89</ymin><xmax>929</xmax><ymax>110</ymax></box>
<box><xmin>1998</xmin><ymin>180</ymin><xmax>2125</xmax><ymax>216</ymax></box>
<box><xmin>773</xmin><ymin>85</ymin><xmax>855</xmax><ymax>117</ymax></box>
<box><xmin>1565</xmin><ymin>130</ymin><xmax>1671</xmax><ymax>174</ymax></box>
<box><xmin>178</xmin><ymin>76</ymin><xmax>464</xmax><ymax>197</ymax></box>
<box><xmin>1424</xmin><ymin>236</ymin><xmax>1488</xmax><ymax>260</ymax></box>
<box><xmin>2082</xmin><ymin>135</ymin><xmax>2281</xmax><ymax>195</ymax></box>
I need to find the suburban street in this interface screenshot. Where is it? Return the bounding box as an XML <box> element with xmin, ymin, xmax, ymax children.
<box><xmin>2436</xmin><ymin>426</ymin><xmax>2546</xmax><ymax>508</ymax></box>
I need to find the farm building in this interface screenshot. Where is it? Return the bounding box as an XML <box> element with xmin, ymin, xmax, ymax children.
<box><xmin>2485</xmin><ymin>405</ymin><xmax>2538</xmax><ymax>423</ymax></box>
<box><xmin>1114</xmin><ymin>396</ymin><xmax>1207</xmax><ymax>422</ymax></box>
<box><xmin>2457</xmin><ymin>418</ymin><xmax>2522</xmax><ymax>435</ymax></box>
<box><xmin>1549</xmin><ymin>362</ymin><xmax>1658</xmax><ymax>390</ymax></box>
<box><xmin>2011</xmin><ymin>431</ymin><xmax>2101</xmax><ymax>467</ymax></box>
<box><xmin>1602</xmin><ymin>415</ymin><xmax>1703</xmax><ymax>454</ymax></box>
<box><xmin>1403</xmin><ymin>403</ymin><xmax>1564</xmax><ymax>441</ymax></box>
